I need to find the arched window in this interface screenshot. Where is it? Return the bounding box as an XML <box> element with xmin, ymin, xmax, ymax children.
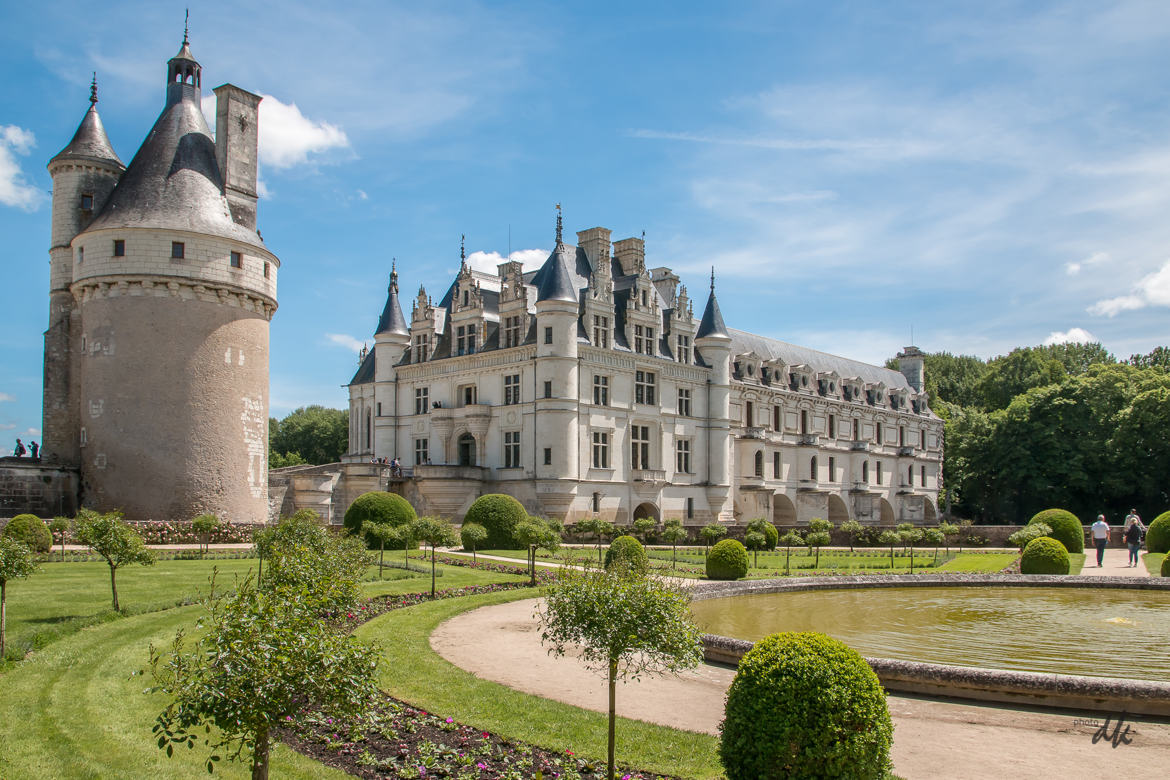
<box><xmin>810</xmin><ymin>455</ymin><xmax>817</xmax><ymax>480</ymax></box>
<box><xmin>800</xmin><ymin>410</ymin><xmax>809</xmax><ymax>435</ymax></box>
<box><xmin>364</xmin><ymin>408</ymin><xmax>372</xmax><ymax>451</ymax></box>
<box><xmin>876</xmin><ymin>461</ymin><xmax>883</xmax><ymax>484</ymax></box>
<box><xmin>862</xmin><ymin>461</ymin><xmax>869</xmax><ymax>482</ymax></box>
<box><xmin>754</xmin><ymin>450</ymin><xmax>764</xmax><ymax>477</ymax></box>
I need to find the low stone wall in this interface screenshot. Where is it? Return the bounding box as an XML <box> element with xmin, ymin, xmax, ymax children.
<box><xmin>0</xmin><ymin>457</ymin><xmax>79</xmax><ymax>518</ymax></box>
<box><xmin>694</xmin><ymin>575</ymin><xmax>1170</xmax><ymax>717</ymax></box>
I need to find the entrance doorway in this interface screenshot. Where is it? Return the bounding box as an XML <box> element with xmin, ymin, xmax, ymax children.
<box><xmin>457</xmin><ymin>433</ymin><xmax>476</xmax><ymax>466</ymax></box>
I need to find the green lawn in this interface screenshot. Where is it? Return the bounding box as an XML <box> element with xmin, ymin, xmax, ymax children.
<box><xmin>0</xmin><ymin>604</ymin><xmax>348</xmax><ymax>779</ymax></box>
<box><xmin>1143</xmin><ymin>552</ymin><xmax>1165</xmax><ymax>576</ymax></box>
<box><xmin>354</xmin><ymin>587</ymin><xmax>726</xmax><ymax>780</ymax></box>
<box><xmin>474</xmin><ymin>545</ymin><xmax>1016</xmax><ymax>577</ymax></box>
<box><xmin>1068</xmin><ymin>553</ymin><xmax>1086</xmax><ymax>574</ymax></box>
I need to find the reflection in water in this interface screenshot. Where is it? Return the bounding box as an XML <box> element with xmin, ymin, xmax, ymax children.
<box><xmin>690</xmin><ymin>587</ymin><xmax>1170</xmax><ymax>681</ymax></box>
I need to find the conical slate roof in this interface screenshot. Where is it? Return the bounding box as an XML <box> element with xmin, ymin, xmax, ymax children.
<box><xmin>51</xmin><ymin>104</ymin><xmax>123</xmax><ymax>168</ymax></box>
<box><xmin>375</xmin><ymin>268</ymin><xmax>409</xmax><ymax>336</ymax></box>
<box><xmin>84</xmin><ymin>97</ymin><xmax>265</xmax><ymax>247</ymax></box>
<box><xmin>533</xmin><ymin>243</ymin><xmax>578</xmax><ymax>304</ymax></box>
<box><xmin>696</xmin><ymin>288</ymin><xmax>729</xmax><ymax>339</ymax></box>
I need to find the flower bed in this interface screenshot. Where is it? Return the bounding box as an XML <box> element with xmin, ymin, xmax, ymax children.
<box><xmin>50</xmin><ymin>519</ymin><xmax>258</xmax><ymax>546</ymax></box>
<box><xmin>291</xmin><ymin>581</ymin><xmax>676</xmax><ymax>780</ymax></box>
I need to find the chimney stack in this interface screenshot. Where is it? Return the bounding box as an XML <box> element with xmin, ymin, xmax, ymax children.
<box><xmin>213</xmin><ymin>84</ymin><xmax>261</xmax><ymax>230</ymax></box>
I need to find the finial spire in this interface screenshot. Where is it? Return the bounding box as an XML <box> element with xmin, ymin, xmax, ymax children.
<box><xmin>460</xmin><ymin>234</ymin><xmax>466</xmax><ymax>265</ymax></box>
<box><xmin>183</xmin><ymin>9</ymin><xmax>190</xmax><ymax>44</ymax></box>
<box><xmin>555</xmin><ymin>203</ymin><xmax>563</xmax><ymax>245</ymax></box>
<box><xmin>89</xmin><ymin>73</ymin><xmax>98</xmax><ymax>105</ymax></box>
<box><xmin>389</xmin><ymin>258</ymin><xmax>398</xmax><ymax>291</ymax></box>
<box><xmin>710</xmin><ymin>266</ymin><xmax>715</xmax><ymax>292</ymax></box>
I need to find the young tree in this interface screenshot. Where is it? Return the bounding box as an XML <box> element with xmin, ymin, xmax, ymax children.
<box><xmin>412</xmin><ymin>516</ymin><xmax>456</xmax><ymax>598</ymax></box>
<box><xmin>879</xmin><ymin>530</ymin><xmax>900</xmax><ymax>569</ymax></box>
<box><xmin>632</xmin><ymin>516</ymin><xmax>656</xmax><ymax>544</ymax></box>
<box><xmin>958</xmin><ymin>518</ymin><xmax>974</xmax><ymax>553</ymax></box>
<box><xmin>49</xmin><ymin>516</ymin><xmax>70</xmax><ymax>562</ymax></box>
<box><xmin>700</xmin><ymin>522</ymin><xmax>727</xmax><ymax>556</ymax></box>
<box><xmin>362</xmin><ymin>519</ymin><xmax>399</xmax><ymax>578</ymax></box>
<box><xmin>575</xmin><ymin>516</ymin><xmax>603</xmax><ymax>567</ymax></box>
<box><xmin>896</xmin><ymin>523</ymin><xmax>923</xmax><ymax>572</ymax></box>
<box><xmin>150</xmin><ymin>576</ymin><xmax>379</xmax><ymax>780</ymax></box>
<box><xmin>0</xmin><ymin>536</ymin><xmax>37</xmax><ymax>659</ymax></box>
<box><xmin>264</xmin><ymin>510</ymin><xmax>370</xmax><ymax>614</ymax></box>
<box><xmin>921</xmin><ymin>527</ymin><xmax>945</xmax><ymax>564</ymax></box>
<box><xmin>938</xmin><ymin>521</ymin><xmax>960</xmax><ymax>555</ymax></box>
<box><xmin>778</xmin><ymin>531</ymin><xmax>803</xmax><ymax>575</ymax></box>
<box><xmin>191</xmin><ymin>513</ymin><xmax>219</xmax><ymax>557</ymax></box>
<box><xmin>75</xmin><ymin>510</ymin><xmax>155</xmax><ymax>611</ymax></box>
<box><xmin>839</xmin><ymin>519</ymin><xmax>864</xmax><ymax>553</ymax></box>
<box><xmin>460</xmin><ymin>521</ymin><xmax>488</xmax><ymax>564</ymax></box>
<box><xmin>514</xmin><ymin>517</ymin><xmax>553</xmax><ymax>586</ymax></box>
<box><xmin>744</xmin><ymin>530</ymin><xmax>766</xmax><ymax>568</ymax></box>
<box><xmin>805</xmin><ymin>517</ymin><xmax>833</xmax><ymax>569</ymax></box>
<box><xmin>661</xmin><ymin>518</ymin><xmax>687</xmax><ymax>570</ymax></box>
<box><xmin>538</xmin><ymin>566</ymin><xmax>703</xmax><ymax>780</ymax></box>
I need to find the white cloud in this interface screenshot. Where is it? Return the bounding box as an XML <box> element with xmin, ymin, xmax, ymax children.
<box><xmin>0</xmin><ymin>392</ymin><xmax>13</xmax><ymax>402</ymax></box>
<box><xmin>23</xmin><ymin>427</ymin><xmax>40</xmax><ymax>437</ymax></box>
<box><xmin>0</xmin><ymin>423</ymin><xmax>14</xmax><ymax>431</ymax></box>
<box><xmin>356</xmin><ymin>189</ymin><xmax>368</xmax><ymax>200</ymax></box>
<box><xmin>1044</xmin><ymin>327</ymin><xmax>1097</xmax><ymax>345</ymax></box>
<box><xmin>325</xmin><ymin>333</ymin><xmax>366</xmax><ymax>353</ymax></box>
<box><xmin>1066</xmin><ymin>251</ymin><xmax>1110</xmax><ymax>276</ymax></box>
<box><xmin>201</xmin><ymin>95</ymin><xmax>349</xmax><ymax>170</ymax></box>
<box><xmin>1089</xmin><ymin>259</ymin><xmax>1170</xmax><ymax>316</ymax></box>
<box><xmin>256</xmin><ymin>179</ymin><xmax>271</xmax><ymax>199</ymax></box>
<box><xmin>464</xmin><ymin>248</ymin><xmax>548</xmax><ymax>275</ymax></box>
<box><xmin>0</xmin><ymin>125</ymin><xmax>43</xmax><ymax>210</ymax></box>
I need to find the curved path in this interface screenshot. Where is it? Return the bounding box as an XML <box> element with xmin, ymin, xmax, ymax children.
<box><xmin>432</xmin><ymin>597</ymin><xmax>1170</xmax><ymax>780</ymax></box>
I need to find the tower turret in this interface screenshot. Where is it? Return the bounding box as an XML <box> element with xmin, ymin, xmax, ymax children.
<box><xmin>695</xmin><ymin>269</ymin><xmax>733</xmax><ymax>521</ymax></box>
<box><xmin>166</xmin><ymin>19</ymin><xmax>202</xmax><ymax>107</ymax></box>
<box><xmin>896</xmin><ymin>345</ymin><xmax>925</xmax><ymax>393</ymax></box>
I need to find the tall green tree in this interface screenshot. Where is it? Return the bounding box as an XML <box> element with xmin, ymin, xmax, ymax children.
<box><xmin>538</xmin><ymin>566</ymin><xmax>703</xmax><ymax>780</ymax></box>
<box><xmin>269</xmin><ymin>405</ymin><xmax>348</xmax><ymax>465</ymax></box>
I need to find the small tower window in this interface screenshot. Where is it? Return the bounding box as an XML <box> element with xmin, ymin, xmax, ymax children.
<box><xmin>544</xmin><ymin>327</ymin><xmax>553</xmax><ymax>345</ymax></box>
<box><xmin>76</xmin><ymin>247</ymin><xmax>84</xmax><ymax>263</ymax></box>
<box><xmin>113</xmin><ymin>240</ymin><xmax>125</xmax><ymax>257</ymax></box>
<box><xmin>80</xmin><ymin>193</ymin><xmax>94</xmax><ymax>210</ymax></box>
<box><xmin>171</xmin><ymin>242</ymin><xmax>185</xmax><ymax>259</ymax></box>
<box><xmin>230</xmin><ymin>251</ymin><xmax>242</xmax><ymax>269</ymax></box>
<box><xmin>263</xmin><ymin>262</ymin><xmax>271</xmax><ymax>279</ymax></box>
<box><xmin>543</xmin><ymin>447</ymin><xmax>552</xmax><ymax>465</ymax></box>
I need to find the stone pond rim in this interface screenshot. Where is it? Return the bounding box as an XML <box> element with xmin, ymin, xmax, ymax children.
<box><xmin>692</xmin><ymin>574</ymin><xmax>1170</xmax><ymax>718</ymax></box>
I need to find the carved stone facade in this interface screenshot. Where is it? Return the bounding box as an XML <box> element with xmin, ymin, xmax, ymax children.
<box><xmin>347</xmin><ymin>219</ymin><xmax>943</xmax><ymax>527</ymax></box>
<box><xmin>40</xmin><ymin>35</ymin><xmax>278</xmax><ymax>523</ymax></box>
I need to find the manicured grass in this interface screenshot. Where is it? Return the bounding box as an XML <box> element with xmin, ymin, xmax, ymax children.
<box><xmin>1142</xmin><ymin>552</ymin><xmax>1165</xmax><ymax>576</ymax></box>
<box><xmin>354</xmin><ymin>587</ymin><xmax>726</xmax><ymax>780</ymax></box>
<box><xmin>936</xmin><ymin>553</ymin><xmax>1019</xmax><ymax>572</ymax></box>
<box><xmin>0</xmin><ymin>605</ymin><xmax>347</xmax><ymax>779</ymax></box>
<box><xmin>2</xmin><ymin>556</ymin><xmax>524</xmax><ymax>663</ymax></box>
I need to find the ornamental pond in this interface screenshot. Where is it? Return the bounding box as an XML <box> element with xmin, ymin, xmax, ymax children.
<box><xmin>690</xmin><ymin>586</ymin><xmax>1170</xmax><ymax>682</ymax></box>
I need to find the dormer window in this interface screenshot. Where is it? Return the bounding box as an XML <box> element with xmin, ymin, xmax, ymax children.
<box><xmin>456</xmin><ymin>325</ymin><xmax>477</xmax><ymax>355</ymax></box>
<box><xmin>462</xmin><ymin>290</ymin><xmax>469</xmax><ymax>307</ymax></box>
<box><xmin>80</xmin><ymin>193</ymin><xmax>94</xmax><ymax>210</ymax></box>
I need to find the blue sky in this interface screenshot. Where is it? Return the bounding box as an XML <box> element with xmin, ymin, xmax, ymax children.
<box><xmin>3</xmin><ymin>0</ymin><xmax>1169</xmax><ymax>441</ymax></box>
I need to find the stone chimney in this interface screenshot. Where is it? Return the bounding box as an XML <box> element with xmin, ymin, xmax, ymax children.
<box><xmin>613</xmin><ymin>236</ymin><xmax>645</xmax><ymax>276</ymax></box>
<box><xmin>576</xmin><ymin>227</ymin><xmax>611</xmax><ymax>272</ymax></box>
<box><xmin>896</xmin><ymin>346</ymin><xmax>925</xmax><ymax>392</ymax></box>
<box><xmin>213</xmin><ymin>84</ymin><xmax>261</xmax><ymax>230</ymax></box>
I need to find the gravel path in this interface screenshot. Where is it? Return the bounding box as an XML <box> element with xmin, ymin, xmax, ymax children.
<box><xmin>431</xmin><ymin>597</ymin><xmax>1170</xmax><ymax>780</ymax></box>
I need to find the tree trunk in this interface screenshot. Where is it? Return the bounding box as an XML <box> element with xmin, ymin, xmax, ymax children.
<box><xmin>815</xmin><ymin>546</ymin><xmax>820</xmax><ymax>568</ymax></box>
<box><xmin>889</xmin><ymin>544</ymin><xmax>895</xmax><ymax>567</ymax></box>
<box><xmin>1</xmin><ymin>581</ymin><xmax>7</xmax><ymax>659</ymax></box>
<box><xmin>785</xmin><ymin>547</ymin><xmax>790</xmax><ymax>575</ymax></box>
<box><xmin>472</xmin><ymin>547</ymin><xmax>477</xmax><ymax>564</ymax></box>
<box><xmin>378</xmin><ymin>543</ymin><xmax>385</xmax><ymax>579</ymax></box>
<box><xmin>257</xmin><ymin>552</ymin><xmax>263</xmax><ymax>586</ymax></box>
<box><xmin>909</xmin><ymin>546</ymin><xmax>914</xmax><ymax>573</ymax></box>
<box><xmin>110</xmin><ymin>564</ymin><xmax>119</xmax><ymax>611</ymax></box>
<box><xmin>607</xmin><ymin>658</ymin><xmax>618</xmax><ymax>780</ymax></box>
<box><xmin>430</xmin><ymin>545</ymin><xmax>437</xmax><ymax>598</ymax></box>
<box><xmin>251</xmin><ymin>726</ymin><xmax>269</xmax><ymax>780</ymax></box>
<box><xmin>671</xmin><ymin>543</ymin><xmax>676</xmax><ymax>570</ymax></box>
<box><xmin>60</xmin><ymin>540</ymin><xmax>66</xmax><ymax>562</ymax></box>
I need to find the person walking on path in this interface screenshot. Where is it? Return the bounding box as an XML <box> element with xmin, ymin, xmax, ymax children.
<box><xmin>1123</xmin><ymin>510</ymin><xmax>1145</xmax><ymax>567</ymax></box>
<box><xmin>13</xmin><ymin>438</ymin><xmax>25</xmax><ymax>457</ymax></box>
<box><xmin>1091</xmin><ymin>515</ymin><xmax>1110</xmax><ymax>567</ymax></box>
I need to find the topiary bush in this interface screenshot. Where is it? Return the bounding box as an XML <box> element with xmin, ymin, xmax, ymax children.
<box><xmin>1020</xmin><ymin>536</ymin><xmax>1071</xmax><ymax>575</ymax></box>
<box><xmin>604</xmin><ymin>535</ymin><xmax>649</xmax><ymax>575</ymax></box>
<box><xmin>746</xmin><ymin>518</ymin><xmax>778</xmax><ymax>550</ymax></box>
<box><xmin>1161</xmin><ymin>554</ymin><xmax>1170</xmax><ymax>577</ymax></box>
<box><xmin>706</xmin><ymin>538</ymin><xmax>749</xmax><ymax>580</ymax></box>
<box><xmin>462</xmin><ymin>494</ymin><xmax>527</xmax><ymax>550</ymax></box>
<box><xmin>343</xmin><ymin>491</ymin><xmax>417</xmax><ymax>548</ymax></box>
<box><xmin>1027</xmin><ymin>508</ymin><xmax>1084</xmax><ymax>553</ymax></box>
<box><xmin>1146</xmin><ymin>511</ymin><xmax>1170</xmax><ymax>554</ymax></box>
<box><xmin>2</xmin><ymin>513</ymin><xmax>52</xmax><ymax>553</ymax></box>
<box><xmin>719</xmin><ymin>631</ymin><xmax>892</xmax><ymax>779</ymax></box>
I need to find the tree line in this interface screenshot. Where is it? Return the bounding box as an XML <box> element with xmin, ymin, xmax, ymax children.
<box><xmin>888</xmin><ymin>343</ymin><xmax>1170</xmax><ymax>523</ymax></box>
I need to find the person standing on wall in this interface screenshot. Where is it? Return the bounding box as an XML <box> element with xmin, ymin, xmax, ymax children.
<box><xmin>13</xmin><ymin>438</ymin><xmax>25</xmax><ymax>457</ymax></box>
<box><xmin>1123</xmin><ymin>510</ymin><xmax>1144</xmax><ymax>568</ymax></box>
<box><xmin>29</xmin><ymin>440</ymin><xmax>39</xmax><ymax>459</ymax></box>
<box><xmin>1090</xmin><ymin>514</ymin><xmax>1110</xmax><ymax>568</ymax></box>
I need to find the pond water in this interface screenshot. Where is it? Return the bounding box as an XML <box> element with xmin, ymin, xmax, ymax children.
<box><xmin>691</xmin><ymin>587</ymin><xmax>1170</xmax><ymax>681</ymax></box>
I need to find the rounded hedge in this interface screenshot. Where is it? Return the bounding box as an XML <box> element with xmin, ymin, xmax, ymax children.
<box><xmin>463</xmin><ymin>494</ymin><xmax>527</xmax><ymax>550</ymax></box>
<box><xmin>747</xmin><ymin>520</ymin><xmax>778</xmax><ymax>550</ymax></box>
<box><xmin>343</xmin><ymin>491</ymin><xmax>417</xmax><ymax>548</ymax></box>
<box><xmin>1161</xmin><ymin>553</ymin><xmax>1170</xmax><ymax>578</ymax></box>
<box><xmin>2</xmin><ymin>513</ymin><xmax>52</xmax><ymax>553</ymax></box>
<box><xmin>1020</xmin><ymin>536</ymin><xmax>1070</xmax><ymax>575</ymax></box>
<box><xmin>604</xmin><ymin>535</ymin><xmax>649</xmax><ymax>574</ymax></box>
<box><xmin>706</xmin><ymin>538</ymin><xmax>749</xmax><ymax>580</ymax></box>
<box><xmin>1146</xmin><ymin>511</ymin><xmax>1170</xmax><ymax>554</ymax></box>
<box><xmin>1027</xmin><ymin>509</ymin><xmax>1084</xmax><ymax>554</ymax></box>
<box><xmin>720</xmin><ymin>631</ymin><xmax>892</xmax><ymax>779</ymax></box>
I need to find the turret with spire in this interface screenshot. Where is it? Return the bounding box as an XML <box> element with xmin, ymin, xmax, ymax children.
<box><xmin>695</xmin><ymin>267</ymin><xmax>734</xmax><ymax>520</ymax></box>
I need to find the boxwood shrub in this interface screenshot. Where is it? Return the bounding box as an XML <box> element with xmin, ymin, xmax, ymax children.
<box><xmin>343</xmin><ymin>491</ymin><xmax>417</xmax><ymax>548</ymax></box>
<box><xmin>462</xmin><ymin>493</ymin><xmax>527</xmax><ymax>550</ymax></box>
<box><xmin>1146</xmin><ymin>511</ymin><xmax>1170</xmax><ymax>554</ymax></box>
<box><xmin>706</xmin><ymin>538</ymin><xmax>749</xmax><ymax>580</ymax></box>
<box><xmin>1161</xmin><ymin>554</ymin><xmax>1170</xmax><ymax>577</ymax></box>
<box><xmin>1027</xmin><ymin>508</ymin><xmax>1084</xmax><ymax>553</ymax></box>
<box><xmin>719</xmin><ymin>631</ymin><xmax>892</xmax><ymax>779</ymax></box>
<box><xmin>746</xmin><ymin>518</ymin><xmax>779</xmax><ymax>550</ymax></box>
<box><xmin>1020</xmin><ymin>536</ymin><xmax>1070</xmax><ymax>575</ymax></box>
<box><xmin>2</xmin><ymin>513</ymin><xmax>52</xmax><ymax>553</ymax></box>
<box><xmin>604</xmin><ymin>534</ymin><xmax>649</xmax><ymax>575</ymax></box>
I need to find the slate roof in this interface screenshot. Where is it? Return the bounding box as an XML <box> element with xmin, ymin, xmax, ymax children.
<box><xmin>51</xmin><ymin>104</ymin><xmax>123</xmax><ymax>168</ymax></box>
<box><xmin>533</xmin><ymin>242</ymin><xmax>579</xmax><ymax>303</ymax></box>
<box><xmin>695</xmin><ymin>289</ymin><xmax>729</xmax><ymax>339</ymax></box>
<box><xmin>349</xmin><ymin>348</ymin><xmax>375</xmax><ymax>385</ymax></box>
<box><xmin>374</xmin><ymin>273</ymin><xmax>409</xmax><ymax>336</ymax></box>
<box><xmin>727</xmin><ymin>328</ymin><xmax>911</xmax><ymax>389</ymax></box>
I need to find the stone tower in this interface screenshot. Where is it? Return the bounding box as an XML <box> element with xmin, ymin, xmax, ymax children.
<box><xmin>695</xmin><ymin>271</ymin><xmax>733</xmax><ymax>520</ymax></box>
<box><xmin>43</xmin><ymin>32</ymin><xmax>279</xmax><ymax>523</ymax></box>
